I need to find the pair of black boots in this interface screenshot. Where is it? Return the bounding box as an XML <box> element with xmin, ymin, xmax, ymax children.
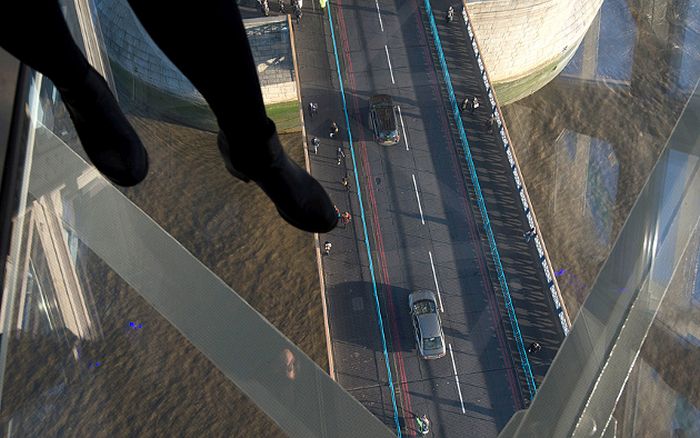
<box><xmin>59</xmin><ymin>67</ymin><xmax>337</xmax><ymax>233</ymax></box>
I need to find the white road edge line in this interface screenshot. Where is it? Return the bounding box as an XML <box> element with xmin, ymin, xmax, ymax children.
<box><xmin>411</xmin><ymin>174</ymin><xmax>425</xmax><ymax>225</ymax></box>
<box><xmin>375</xmin><ymin>0</ymin><xmax>384</xmax><ymax>32</ymax></box>
<box><xmin>397</xmin><ymin>105</ymin><xmax>409</xmax><ymax>151</ymax></box>
<box><xmin>449</xmin><ymin>344</ymin><xmax>466</xmax><ymax>414</ymax></box>
<box><xmin>428</xmin><ymin>251</ymin><xmax>444</xmax><ymax>312</ymax></box>
<box><xmin>384</xmin><ymin>45</ymin><xmax>395</xmax><ymax>84</ymax></box>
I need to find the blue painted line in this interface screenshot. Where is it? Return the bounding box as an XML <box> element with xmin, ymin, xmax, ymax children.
<box><xmin>422</xmin><ymin>0</ymin><xmax>537</xmax><ymax>399</ymax></box>
<box><xmin>324</xmin><ymin>3</ymin><xmax>403</xmax><ymax>435</ymax></box>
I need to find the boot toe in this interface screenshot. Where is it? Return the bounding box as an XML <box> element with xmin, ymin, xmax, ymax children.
<box><xmin>261</xmin><ymin>156</ymin><xmax>338</xmax><ymax>233</ymax></box>
<box><xmin>275</xmin><ymin>174</ymin><xmax>338</xmax><ymax>233</ymax></box>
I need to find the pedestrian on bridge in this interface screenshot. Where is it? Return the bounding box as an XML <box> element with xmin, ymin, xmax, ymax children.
<box><xmin>340</xmin><ymin>211</ymin><xmax>352</xmax><ymax>225</ymax></box>
<box><xmin>341</xmin><ymin>176</ymin><xmax>350</xmax><ymax>191</ymax></box>
<box><xmin>485</xmin><ymin>114</ymin><xmax>496</xmax><ymax>131</ymax></box>
<box><xmin>523</xmin><ymin>227</ymin><xmax>537</xmax><ymax>243</ymax></box>
<box><xmin>416</xmin><ymin>415</ymin><xmax>431</xmax><ymax>435</ymax></box>
<box><xmin>308</xmin><ymin>101</ymin><xmax>318</xmax><ymax>117</ymax></box>
<box><xmin>293</xmin><ymin>4</ymin><xmax>302</xmax><ymax>25</ymax></box>
<box><xmin>471</xmin><ymin>96</ymin><xmax>480</xmax><ymax>113</ymax></box>
<box><xmin>446</xmin><ymin>5</ymin><xmax>454</xmax><ymax>23</ymax></box>
<box><xmin>320</xmin><ymin>0</ymin><xmax>327</xmax><ymax>9</ymax></box>
<box><xmin>311</xmin><ymin>136</ymin><xmax>320</xmax><ymax>154</ymax></box>
<box><xmin>323</xmin><ymin>241</ymin><xmax>332</xmax><ymax>255</ymax></box>
<box><xmin>527</xmin><ymin>341</ymin><xmax>542</xmax><ymax>354</ymax></box>
<box><xmin>336</xmin><ymin>145</ymin><xmax>346</xmax><ymax>165</ymax></box>
<box><xmin>330</xmin><ymin>121</ymin><xmax>339</xmax><ymax>138</ymax></box>
<box><xmin>259</xmin><ymin>0</ymin><xmax>270</xmax><ymax>17</ymax></box>
<box><xmin>460</xmin><ymin>95</ymin><xmax>471</xmax><ymax>113</ymax></box>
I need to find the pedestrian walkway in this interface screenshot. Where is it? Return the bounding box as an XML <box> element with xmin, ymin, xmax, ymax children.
<box><xmin>291</xmin><ymin>3</ymin><xmax>399</xmax><ymax>428</ymax></box>
<box><xmin>423</xmin><ymin>0</ymin><xmax>566</xmax><ymax>385</ymax></box>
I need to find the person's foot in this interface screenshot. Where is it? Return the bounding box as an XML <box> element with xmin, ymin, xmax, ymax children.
<box><xmin>57</xmin><ymin>67</ymin><xmax>148</xmax><ymax>187</ymax></box>
<box><xmin>218</xmin><ymin>130</ymin><xmax>338</xmax><ymax>233</ymax></box>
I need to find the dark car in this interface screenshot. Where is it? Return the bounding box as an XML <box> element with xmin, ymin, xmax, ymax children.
<box><xmin>369</xmin><ymin>94</ymin><xmax>400</xmax><ymax>145</ymax></box>
<box><xmin>408</xmin><ymin>290</ymin><xmax>446</xmax><ymax>359</ymax></box>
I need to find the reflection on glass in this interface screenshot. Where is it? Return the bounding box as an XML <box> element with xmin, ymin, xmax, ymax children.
<box><xmin>596</xmin><ymin>0</ymin><xmax>636</xmax><ymax>81</ymax></box>
<box><xmin>585</xmin><ymin>138</ymin><xmax>619</xmax><ymax>246</ymax></box>
<box><xmin>0</xmin><ymin>120</ymin><xmax>286</xmax><ymax>436</ymax></box>
<box><xmin>0</xmin><ymin>71</ymin><xmax>394</xmax><ymax>437</ymax></box>
<box><xmin>614</xmin><ymin>228</ymin><xmax>700</xmax><ymax>437</ymax></box>
<box><xmin>503</xmin><ymin>77</ymin><xmax>699</xmax><ymax>437</ymax></box>
<box><xmin>503</xmin><ymin>0</ymin><xmax>700</xmax><ymax>314</ymax></box>
<box><xmin>679</xmin><ymin>1</ymin><xmax>700</xmax><ymax>91</ymax></box>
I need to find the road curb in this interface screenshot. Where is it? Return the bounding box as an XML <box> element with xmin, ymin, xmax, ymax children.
<box><xmin>288</xmin><ymin>13</ymin><xmax>336</xmax><ymax>380</ymax></box>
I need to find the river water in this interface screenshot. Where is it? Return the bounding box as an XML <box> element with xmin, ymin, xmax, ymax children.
<box><xmin>501</xmin><ymin>0</ymin><xmax>699</xmax><ymax>315</ymax></box>
<box><xmin>500</xmin><ymin>0</ymin><xmax>700</xmax><ymax>435</ymax></box>
<box><xmin>1</xmin><ymin>0</ymin><xmax>698</xmax><ymax>436</ymax></box>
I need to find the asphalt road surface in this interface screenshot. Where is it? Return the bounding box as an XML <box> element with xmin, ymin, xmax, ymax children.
<box><xmin>293</xmin><ymin>1</ymin><xmax>563</xmax><ymax>436</ymax></box>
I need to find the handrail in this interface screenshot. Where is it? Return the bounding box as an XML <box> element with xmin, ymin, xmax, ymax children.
<box><xmin>460</xmin><ymin>3</ymin><xmax>572</xmax><ymax>334</ymax></box>
<box><xmin>423</xmin><ymin>0</ymin><xmax>537</xmax><ymax>399</ymax></box>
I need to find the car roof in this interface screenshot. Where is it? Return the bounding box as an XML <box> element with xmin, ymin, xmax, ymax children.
<box><xmin>370</xmin><ymin>94</ymin><xmax>394</xmax><ymax>106</ymax></box>
<box><xmin>417</xmin><ymin>314</ymin><xmax>442</xmax><ymax>338</ymax></box>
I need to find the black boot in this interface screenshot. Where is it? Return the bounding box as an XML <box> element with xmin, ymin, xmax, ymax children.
<box><xmin>57</xmin><ymin>67</ymin><xmax>148</xmax><ymax>187</ymax></box>
<box><xmin>217</xmin><ymin>128</ymin><xmax>338</xmax><ymax>233</ymax></box>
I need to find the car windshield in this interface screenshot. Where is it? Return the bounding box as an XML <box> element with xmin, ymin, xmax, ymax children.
<box><xmin>379</xmin><ymin>129</ymin><xmax>398</xmax><ymax>140</ymax></box>
<box><xmin>423</xmin><ymin>336</ymin><xmax>443</xmax><ymax>351</ymax></box>
<box><xmin>413</xmin><ymin>299</ymin><xmax>436</xmax><ymax>315</ymax></box>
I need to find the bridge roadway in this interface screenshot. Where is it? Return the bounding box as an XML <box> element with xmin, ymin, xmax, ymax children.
<box><xmin>291</xmin><ymin>0</ymin><xmax>566</xmax><ymax>436</ymax></box>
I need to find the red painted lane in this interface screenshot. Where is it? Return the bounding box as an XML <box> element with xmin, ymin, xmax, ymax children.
<box><xmin>334</xmin><ymin>1</ymin><xmax>416</xmax><ymax>433</ymax></box>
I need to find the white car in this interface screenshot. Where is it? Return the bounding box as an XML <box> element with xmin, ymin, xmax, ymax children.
<box><xmin>409</xmin><ymin>290</ymin><xmax>446</xmax><ymax>359</ymax></box>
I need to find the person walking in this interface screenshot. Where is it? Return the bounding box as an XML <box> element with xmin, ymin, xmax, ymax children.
<box><xmin>341</xmin><ymin>176</ymin><xmax>350</xmax><ymax>191</ymax></box>
<box><xmin>310</xmin><ymin>136</ymin><xmax>320</xmax><ymax>154</ymax></box>
<box><xmin>293</xmin><ymin>5</ymin><xmax>302</xmax><ymax>25</ymax></box>
<box><xmin>323</xmin><ymin>241</ymin><xmax>332</xmax><ymax>255</ymax></box>
<box><xmin>527</xmin><ymin>341</ymin><xmax>542</xmax><ymax>354</ymax></box>
<box><xmin>340</xmin><ymin>211</ymin><xmax>352</xmax><ymax>225</ymax></box>
<box><xmin>0</xmin><ymin>0</ymin><xmax>338</xmax><ymax>234</ymax></box>
<box><xmin>336</xmin><ymin>145</ymin><xmax>346</xmax><ymax>165</ymax></box>
<box><xmin>460</xmin><ymin>95</ymin><xmax>471</xmax><ymax>113</ymax></box>
<box><xmin>523</xmin><ymin>227</ymin><xmax>537</xmax><ymax>243</ymax></box>
<box><xmin>446</xmin><ymin>5</ymin><xmax>454</xmax><ymax>23</ymax></box>
<box><xmin>329</xmin><ymin>121</ymin><xmax>339</xmax><ymax>138</ymax></box>
<box><xmin>471</xmin><ymin>96</ymin><xmax>480</xmax><ymax>113</ymax></box>
<box><xmin>308</xmin><ymin>101</ymin><xmax>318</xmax><ymax>117</ymax></box>
<box><xmin>485</xmin><ymin>114</ymin><xmax>496</xmax><ymax>130</ymax></box>
<box><xmin>319</xmin><ymin>0</ymin><xmax>328</xmax><ymax>9</ymax></box>
<box><xmin>261</xmin><ymin>0</ymin><xmax>270</xmax><ymax>16</ymax></box>
<box><xmin>416</xmin><ymin>415</ymin><xmax>431</xmax><ymax>435</ymax></box>
<box><xmin>279</xmin><ymin>0</ymin><xmax>286</xmax><ymax>13</ymax></box>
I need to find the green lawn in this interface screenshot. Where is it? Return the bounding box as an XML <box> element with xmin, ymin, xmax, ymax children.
<box><xmin>111</xmin><ymin>58</ymin><xmax>302</xmax><ymax>134</ymax></box>
<box><xmin>266</xmin><ymin>100</ymin><xmax>301</xmax><ymax>133</ymax></box>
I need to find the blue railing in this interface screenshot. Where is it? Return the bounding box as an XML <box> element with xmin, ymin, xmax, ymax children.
<box><xmin>325</xmin><ymin>3</ymin><xmax>403</xmax><ymax>436</ymax></box>
<box><xmin>460</xmin><ymin>6</ymin><xmax>571</xmax><ymax>336</ymax></box>
<box><xmin>423</xmin><ymin>0</ymin><xmax>537</xmax><ymax>399</ymax></box>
